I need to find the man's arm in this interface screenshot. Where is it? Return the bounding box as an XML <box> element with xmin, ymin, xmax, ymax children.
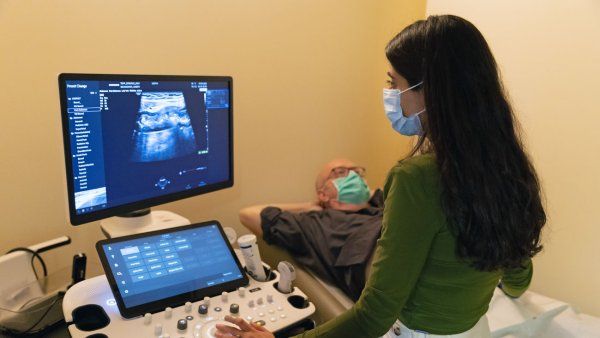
<box><xmin>238</xmin><ymin>202</ymin><xmax>322</xmax><ymax>236</ymax></box>
<box><xmin>295</xmin><ymin>162</ymin><xmax>438</xmax><ymax>337</ymax></box>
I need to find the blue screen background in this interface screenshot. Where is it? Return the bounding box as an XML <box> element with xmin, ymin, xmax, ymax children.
<box><xmin>101</xmin><ymin>224</ymin><xmax>243</xmax><ymax>308</ymax></box>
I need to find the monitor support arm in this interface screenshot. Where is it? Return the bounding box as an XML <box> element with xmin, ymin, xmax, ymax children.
<box><xmin>100</xmin><ymin>209</ymin><xmax>190</xmax><ymax>238</ymax></box>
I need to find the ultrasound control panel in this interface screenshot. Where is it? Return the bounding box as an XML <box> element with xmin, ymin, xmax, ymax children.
<box><xmin>63</xmin><ymin>264</ymin><xmax>315</xmax><ymax>338</ymax></box>
<box><xmin>63</xmin><ymin>222</ymin><xmax>315</xmax><ymax>337</ymax></box>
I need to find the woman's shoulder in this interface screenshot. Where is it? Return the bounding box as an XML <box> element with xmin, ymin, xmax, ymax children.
<box><xmin>390</xmin><ymin>154</ymin><xmax>438</xmax><ymax>177</ymax></box>
<box><xmin>385</xmin><ymin>154</ymin><xmax>440</xmax><ymax>196</ymax></box>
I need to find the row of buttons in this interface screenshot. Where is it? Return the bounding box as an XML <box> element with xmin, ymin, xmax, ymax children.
<box><xmin>143</xmin><ymin>303</ymin><xmax>240</xmax><ymax>322</ymax></box>
<box><xmin>246</xmin><ymin>313</ymin><xmax>287</xmax><ymax>323</ymax></box>
<box><xmin>198</xmin><ymin>303</ymin><xmax>239</xmax><ymax>314</ymax></box>
<box><xmin>142</xmin><ymin>286</ymin><xmax>290</xmax><ymax>337</ymax></box>
<box><xmin>247</xmin><ymin>294</ymin><xmax>274</xmax><ymax>308</ymax></box>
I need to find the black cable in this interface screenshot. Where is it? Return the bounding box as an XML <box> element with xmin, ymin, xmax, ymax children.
<box><xmin>25</xmin><ymin>291</ymin><xmax>65</xmax><ymax>334</ymax></box>
<box><xmin>5</xmin><ymin>248</ymin><xmax>47</xmax><ymax>280</ymax></box>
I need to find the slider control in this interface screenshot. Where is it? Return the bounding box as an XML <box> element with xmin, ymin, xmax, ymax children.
<box><xmin>154</xmin><ymin>323</ymin><xmax>163</xmax><ymax>336</ymax></box>
<box><xmin>221</xmin><ymin>291</ymin><xmax>228</xmax><ymax>302</ymax></box>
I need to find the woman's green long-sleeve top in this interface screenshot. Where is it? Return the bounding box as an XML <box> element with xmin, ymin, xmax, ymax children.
<box><xmin>295</xmin><ymin>154</ymin><xmax>532</xmax><ymax>337</ymax></box>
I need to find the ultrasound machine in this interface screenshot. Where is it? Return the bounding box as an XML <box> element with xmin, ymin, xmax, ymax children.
<box><xmin>58</xmin><ymin>74</ymin><xmax>315</xmax><ymax>337</ymax></box>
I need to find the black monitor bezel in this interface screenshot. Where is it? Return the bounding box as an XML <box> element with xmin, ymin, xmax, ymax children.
<box><xmin>58</xmin><ymin>73</ymin><xmax>234</xmax><ymax>225</ymax></box>
<box><xmin>96</xmin><ymin>220</ymin><xmax>249</xmax><ymax>319</ymax></box>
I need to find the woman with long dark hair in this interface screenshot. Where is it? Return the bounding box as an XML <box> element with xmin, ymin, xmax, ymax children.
<box><xmin>216</xmin><ymin>15</ymin><xmax>546</xmax><ymax>338</ymax></box>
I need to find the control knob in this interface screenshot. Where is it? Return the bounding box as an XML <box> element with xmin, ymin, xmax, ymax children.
<box><xmin>198</xmin><ymin>304</ymin><xmax>209</xmax><ymax>315</ymax></box>
<box><xmin>177</xmin><ymin>318</ymin><xmax>188</xmax><ymax>331</ymax></box>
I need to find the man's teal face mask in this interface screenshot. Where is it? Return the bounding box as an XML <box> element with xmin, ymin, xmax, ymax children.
<box><xmin>332</xmin><ymin>171</ymin><xmax>370</xmax><ymax>205</ymax></box>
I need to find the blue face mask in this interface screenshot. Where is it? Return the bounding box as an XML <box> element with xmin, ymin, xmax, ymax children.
<box><xmin>383</xmin><ymin>81</ymin><xmax>425</xmax><ymax>136</ymax></box>
<box><xmin>332</xmin><ymin>171</ymin><xmax>370</xmax><ymax>205</ymax></box>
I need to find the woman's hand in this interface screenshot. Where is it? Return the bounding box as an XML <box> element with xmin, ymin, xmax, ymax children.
<box><xmin>215</xmin><ymin>315</ymin><xmax>275</xmax><ymax>338</ymax></box>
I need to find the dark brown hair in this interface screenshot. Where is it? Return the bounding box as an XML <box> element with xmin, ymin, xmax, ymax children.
<box><xmin>386</xmin><ymin>15</ymin><xmax>545</xmax><ymax>271</ymax></box>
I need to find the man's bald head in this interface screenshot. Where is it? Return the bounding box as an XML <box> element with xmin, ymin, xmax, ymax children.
<box><xmin>315</xmin><ymin>158</ymin><xmax>370</xmax><ymax>211</ymax></box>
<box><xmin>315</xmin><ymin>158</ymin><xmax>358</xmax><ymax>191</ymax></box>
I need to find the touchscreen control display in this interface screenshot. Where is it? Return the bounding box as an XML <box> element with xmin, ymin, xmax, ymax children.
<box><xmin>99</xmin><ymin>223</ymin><xmax>244</xmax><ymax>309</ymax></box>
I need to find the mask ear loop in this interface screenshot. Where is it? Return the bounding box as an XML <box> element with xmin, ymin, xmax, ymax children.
<box><xmin>399</xmin><ymin>81</ymin><xmax>424</xmax><ymax>94</ymax></box>
<box><xmin>407</xmin><ymin>81</ymin><xmax>426</xmax><ymax>117</ymax></box>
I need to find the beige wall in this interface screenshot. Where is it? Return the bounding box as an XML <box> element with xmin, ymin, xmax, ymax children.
<box><xmin>427</xmin><ymin>0</ymin><xmax>600</xmax><ymax>316</ymax></box>
<box><xmin>0</xmin><ymin>1</ymin><xmax>424</xmax><ymax>274</ymax></box>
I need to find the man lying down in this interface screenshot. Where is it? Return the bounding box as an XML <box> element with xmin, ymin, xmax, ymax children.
<box><xmin>238</xmin><ymin>158</ymin><xmax>382</xmax><ymax>301</ymax></box>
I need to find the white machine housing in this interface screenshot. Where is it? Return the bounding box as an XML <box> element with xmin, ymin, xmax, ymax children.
<box><xmin>0</xmin><ymin>237</ymin><xmax>71</xmax><ymax>332</ymax></box>
<box><xmin>100</xmin><ymin>210</ymin><xmax>190</xmax><ymax>238</ymax></box>
<box><xmin>63</xmin><ymin>267</ymin><xmax>315</xmax><ymax>338</ymax></box>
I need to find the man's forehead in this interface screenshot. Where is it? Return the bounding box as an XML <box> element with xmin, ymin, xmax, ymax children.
<box><xmin>323</xmin><ymin>158</ymin><xmax>357</xmax><ymax>171</ymax></box>
<box><xmin>316</xmin><ymin>158</ymin><xmax>359</xmax><ymax>189</ymax></box>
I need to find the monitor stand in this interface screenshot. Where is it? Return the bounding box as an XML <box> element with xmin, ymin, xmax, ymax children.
<box><xmin>99</xmin><ymin>209</ymin><xmax>190</xmax><ymax>238</ymax></box>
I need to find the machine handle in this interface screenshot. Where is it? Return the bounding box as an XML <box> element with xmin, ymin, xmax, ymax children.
<box><xmin>29</xmin><ymin>236</ymin><xmax>71</xmax><ymax>253</ymax></box>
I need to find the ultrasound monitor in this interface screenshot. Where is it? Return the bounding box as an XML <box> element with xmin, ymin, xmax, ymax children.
<box><xmin>58</xmin><ymin>74</ymin><xmax>233</xmax><ymax>225</ymax></box>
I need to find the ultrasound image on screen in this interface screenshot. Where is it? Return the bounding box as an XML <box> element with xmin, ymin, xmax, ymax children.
<box><xmin>132</xmin><ymin>92</ymin><xmax>197</xmax><ymax>162</ymax></box>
